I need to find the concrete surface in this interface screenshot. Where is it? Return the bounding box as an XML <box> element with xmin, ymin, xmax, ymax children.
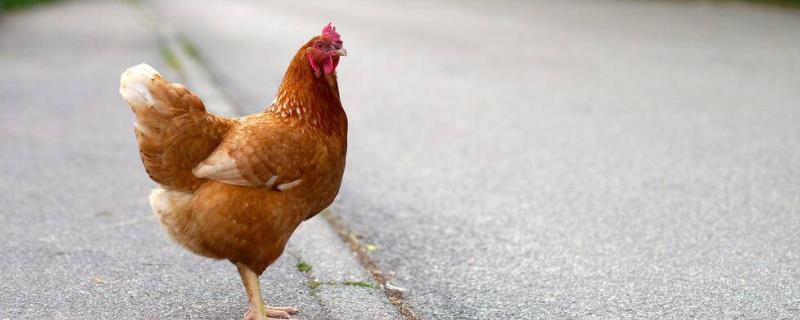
<box><xmin>0</xmin><ymin>1</ymin><xmax>400</xmax><ymax>319</ymax></box>
<box><xmin>147</xmin><ymin>0</ymin><xmax>800</xmax><ymax>319</ymax></box>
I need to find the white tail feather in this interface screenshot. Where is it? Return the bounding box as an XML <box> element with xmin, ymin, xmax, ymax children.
<box><xmin>119</xmin><ymin>63</ymin><xmax>161</xmax><ymax>112</ymax></box>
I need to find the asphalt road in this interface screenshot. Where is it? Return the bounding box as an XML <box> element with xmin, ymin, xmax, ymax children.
<box><xmin>3</xmin><ymin>0</ymin><xmax>800</xmax><ymax>319</ymax></box>
<box><xmin>151</xmin><ymin>0</ymin><xmax>800</xmax><ymax>319</ymax></box>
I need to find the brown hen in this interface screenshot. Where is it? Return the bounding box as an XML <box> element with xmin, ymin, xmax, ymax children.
<box><xmin>119</xmin><ymin>24</ymin><xmax>348</xmax><ymax>320</ymax></box>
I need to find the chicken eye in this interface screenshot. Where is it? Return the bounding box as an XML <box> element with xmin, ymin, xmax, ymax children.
<box><xmin>314</xmin><ymin>42</ymin><xmax>324</xmax><ymax>49</ymax></box>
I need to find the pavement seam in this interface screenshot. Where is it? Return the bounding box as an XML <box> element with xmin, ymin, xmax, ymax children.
<box><xmin>323</xmin><ymin>212</ymin><xmax>421</xmax><ymax>320</ymax></box>
<box><xmin>125</xmin><ymin>1</ymin><xmax>336</xmax><ymax>313</ymax></box>
<box><xmin>288</xmin><ymin>251</ymin><xmax>336</xmax><ymax>320</ymax></box>
<box><xmin>125</xmin><ymin>1</ymin><xmax>414</xmax><ymax>319</ymax></box>
<box><xmin>127</xmin><ymin>0</ymin><xmax>242</xmax><ymax>117</ymax></box>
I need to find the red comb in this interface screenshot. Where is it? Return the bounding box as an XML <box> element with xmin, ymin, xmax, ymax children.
<box><xmin>322</xmin><ymin>23</ymin><xmax>341</xmax><ymax>42</ymax></box>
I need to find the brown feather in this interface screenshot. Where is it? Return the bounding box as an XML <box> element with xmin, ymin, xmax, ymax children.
<box><xmin>120</xmin><ymin>36</ymin><xmax>347</xmax><ymax>275</ymax></box>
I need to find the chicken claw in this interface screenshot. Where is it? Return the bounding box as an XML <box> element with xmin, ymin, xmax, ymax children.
<box><xmin>244</xmin><ymin>304</ymin><xmax>299</xmax><ymax>320</ymax></box>
<box><xmin>265</xmin><ymin>305</ymin><xmax>299</xmax><ymax>319</ymax></box>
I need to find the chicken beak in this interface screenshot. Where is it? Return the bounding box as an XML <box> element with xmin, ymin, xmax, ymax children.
<box><xmin>335</xmin><ymin>48</ymin><xmax>348</xmax><ymax>57</ymax></box>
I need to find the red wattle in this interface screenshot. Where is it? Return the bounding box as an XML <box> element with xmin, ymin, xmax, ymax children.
<box><xmin>323</xmin><ymin>55</ymin><xmax>335</xmax><ymax>74</ymax></box>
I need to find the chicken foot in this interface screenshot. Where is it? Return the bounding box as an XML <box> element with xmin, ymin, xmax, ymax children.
<box><xmin>236</xmin><ymin>262</ymin><xmax>299</xmax><ymax>320</ymax></box>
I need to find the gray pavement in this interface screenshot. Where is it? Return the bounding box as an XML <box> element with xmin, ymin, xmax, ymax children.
<box><xmin>3</xmin><ymin>0</ymin><xmax>800</xmax><ymax>319</ymax></box>
<box><xmin>148</xmin><ymin>0</ymin><xmax>800</xmax><ymax>319</ymax></box>
<box><xmin>0</xmin><ymin>1</ymin><xmax>400</xmax><ymax>319</ymax></box>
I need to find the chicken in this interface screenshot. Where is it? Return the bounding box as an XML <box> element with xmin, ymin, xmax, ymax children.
<box><xmin>119</xmin><ymin>24</ymin><xmax>348</xmax><ymax>320</ymax></box>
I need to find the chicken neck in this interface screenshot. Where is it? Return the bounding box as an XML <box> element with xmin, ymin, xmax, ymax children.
<box><xmin>267</xmin><ymin>44</ymin><xmax>347</xmax><ymax>136</ymax></box>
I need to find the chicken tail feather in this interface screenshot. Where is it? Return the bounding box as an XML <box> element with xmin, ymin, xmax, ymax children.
<box><xmin>120</xmin><ymin>63</ymin><xmax>234</xmax><ymax>191</ymax></box>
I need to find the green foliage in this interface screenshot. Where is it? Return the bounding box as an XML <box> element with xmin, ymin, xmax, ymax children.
<box><xmin>733</xmin><ymin>0</ymin><xmax>800</xmax><ymax>7</ymax></box>
<box><xmin>2</xmin><ymin>0</ymin><xmax>59</xmax><ymax>11</ymax></box>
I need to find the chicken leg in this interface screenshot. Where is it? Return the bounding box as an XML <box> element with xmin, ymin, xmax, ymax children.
<box><xmin>236</xmin><ymin>263</ymin><xmax>299</xmax><ymax>320</ymax></box>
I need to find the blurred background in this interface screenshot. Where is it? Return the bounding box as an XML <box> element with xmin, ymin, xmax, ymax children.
<box><xmin>2</xmin><ymin>0</ymin><xmax>799</xmax><ymax>319</ymax></box>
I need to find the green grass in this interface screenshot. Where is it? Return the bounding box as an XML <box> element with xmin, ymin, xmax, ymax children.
<box><xmin>159</xmin><ymin>47</ymin><xmax>182</xmax><ymax>72</ymax></box>
<box><xmin>296</xmin><ymin>261</ymin><xmax>313</xmax><ymax>273</ymax></box>
<box><xmin>2</xmin><ymin>0</ymin><xmax>59</xmax><ymax>10</ymax></box>
<box><xmin>343</xmin><ymin>281</ymin><xmax>379</xmax><ymax>289</ymax></box>
<box><xmin>307</xmin><ymin>279</ymin><xmax>378</xmax><ymax>290</ymax></box>
<box><xmin>182</xmin><ymin>41</ymin><xmax>200</xmax><ymax>60</ymax></box>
